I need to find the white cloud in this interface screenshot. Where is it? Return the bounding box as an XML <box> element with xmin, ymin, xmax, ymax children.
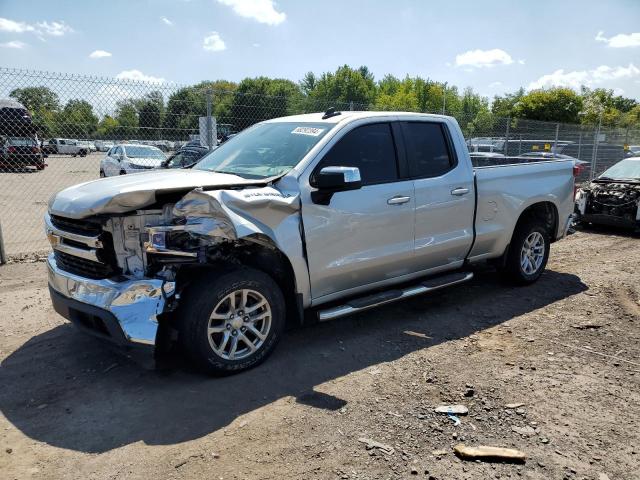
<box><xmin>35</xmin><ymin>21</ymin><xmax>73</xmax><ymax>36</ymax></box>
<box><xmin>115</xmin><ymin>69</ymin><xmax>165</xmax><ymax>83</ymax></box>
<box><xmin>89</xmin><ymin>49</ymin><xmax>112</xmax><ymax>59</ymax></box>
<box><xmin>0</xmin><ymin>18</ymin><xmax>34</xmax><ymax>33</ymax></box>
<box><xmin>455</xmin><ymin>48</ymin><xmax>514</xmax><ymax>68</ymax></box>
<box><xmin>161</xmin><ymin>16</ymin><xmax>173</xmax><ymax>26</ymax></box>
<box><xmin>528</xmin><ymin>63</ymin><xmax>640</xmax><ymax>90</ymax></box>
<box><xmin>595</xmin><ymin>31</ymin><xmax>640</xmax><ymax>48</ymax></box>
<box><xmin>203</xmin><ymin>31</ymin><xmax>226</xmax><ymax>52</ymax></box>
<box><xmin>217</xmin><ymin>0</ymin><xmax>286</xmax><ymax>26</ymax></box>
<box><xmin>0</xmin><ymin>40</ymin><xmax>27</xmax><ymax>49</ymax></box>
<box><xmin>0</xmin><ymin>17</ymin><xmax>72</xmax><ymax>37</ymax></box>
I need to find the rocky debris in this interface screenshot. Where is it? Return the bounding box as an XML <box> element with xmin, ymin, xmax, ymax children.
<box><xmin>511</xmin><ymin>425</ymin><xmax>536</xmax><ymax>436</ymax></box>
<box><xmin>453</xmin><ymin>444</ymin><xmax>526</xmax><ymax>463</ymax></box>
<box><xmin>505</xmin><ymin>403</ymin><xmax>525</xmax><ymax>409</ymax></box>
<box><xmin>358</xmin><ymin>437</ymin><xmax>395</xmax><ymax>455</ymax></box>
<box><xmin>434</xmin><ymin>405</ymin><xmax>468</xmax><ymax>415</ymax></box>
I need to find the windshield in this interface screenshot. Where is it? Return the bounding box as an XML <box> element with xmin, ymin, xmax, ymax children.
<box><xmin>195</xmin><ymin>122</ymin><xmax>331</xmax><ymax>178</ymax></box>
<box><xmin>599</xmin><ymin>158</ymin><xmax>640</xmax><ymax>181</ymax></box>
<box><xmin>8</xmin><ymin>137</ymin><xmax>37</xmax><ymax>146</ymax></box>
<box><xmin>126</xmin><ymin>146</ymin><xmax>165</xmax><ymax>159</ymax></box>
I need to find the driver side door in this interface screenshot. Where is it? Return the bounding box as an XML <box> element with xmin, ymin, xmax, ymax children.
<box><xmin>300</xmin><ymin>121</ymin><xmax>416</xmax><ymax>302</ymax></box>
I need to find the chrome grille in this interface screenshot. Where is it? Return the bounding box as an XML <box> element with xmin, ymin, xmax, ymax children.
<box><xmin>46</xmin><ymin>213</ymin><xmax>120</xmax><ymax>279</ymax></box>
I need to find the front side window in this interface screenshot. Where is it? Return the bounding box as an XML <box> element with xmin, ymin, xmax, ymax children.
<box><xmin>316</xmin><ymin>123</ymin><xmax>398</xmax><ymax>185</ymax></box>
<box><xmin>401</xmin><ymin>122</ymin><xmax>454</xmax><ymax>178</ymax></box>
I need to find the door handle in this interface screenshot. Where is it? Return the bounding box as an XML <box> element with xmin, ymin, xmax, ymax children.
<box><xmin>450</xmin><ymin>187</ymin><xmax>470</xmax><ymax>196</ymax></box>
<box><xmin>387</xmin><ymin>195</ymin><xmax>411</xmax><ymax>205</ymax></box>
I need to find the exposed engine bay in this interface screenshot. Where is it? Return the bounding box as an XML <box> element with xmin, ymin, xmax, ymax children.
<box><xmin>576</xmin><ymin>181</ymin><xmax>640</xmax><ymax>229</ymax></box>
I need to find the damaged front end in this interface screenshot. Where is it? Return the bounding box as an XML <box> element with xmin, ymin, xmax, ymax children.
<box><xmin>46</xmin><ymin>176</ymin><xmax>306</xmax><ymax>348</ymax></box>
<box><xmin>576</xmin><ymin>181</ymin><xmax>640</xmax><ymax>229</ymax></box>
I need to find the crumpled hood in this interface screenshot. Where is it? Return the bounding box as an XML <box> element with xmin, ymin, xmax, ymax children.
<box><xmin>48</xmin><ymin>169</ymin><xmax>267</xmax><ymax>219</ymax></box>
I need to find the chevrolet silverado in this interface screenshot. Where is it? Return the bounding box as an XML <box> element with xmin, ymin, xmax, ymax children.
<box><xmin>45</xmin><ymin>110</ymin><xmax>576</xmax><ymax>374</ymax></box>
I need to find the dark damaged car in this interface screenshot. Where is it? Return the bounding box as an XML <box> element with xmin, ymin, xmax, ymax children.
<box><xmin>575</xmin><ymin>157</ymin><xmax>640</xmax><ymax>231</ymax></box>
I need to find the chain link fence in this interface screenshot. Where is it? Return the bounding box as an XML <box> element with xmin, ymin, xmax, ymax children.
<box><xmin>1</xmin><ymin>67</ymin><xmax>639</xmax><ymax>258</ymax></box>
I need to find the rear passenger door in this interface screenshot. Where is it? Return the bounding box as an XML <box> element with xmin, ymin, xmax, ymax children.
<box><xmin>301</xmin><ymin>122</ymin><xmax>416</xmax><ymax>301</ymax></box>
<box><xmin>401</xmin><ymin>121</ymin><xmax>475</xmax><ymax>271</ymax></box>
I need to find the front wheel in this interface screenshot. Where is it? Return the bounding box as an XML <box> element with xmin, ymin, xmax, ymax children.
<box><xmin>178</xmin><ymin>267</ymin><xmax>286</xmax><ymax>375</ymax></box>
<box><xmin>99</xmin><ymin>169</ymin><xmax>105</xmax><ymax>178</ymax></box>
<box><xmin>501</xmin><ymin>220</ymin><xmax>550</xmax><ymax>285</ymax></box>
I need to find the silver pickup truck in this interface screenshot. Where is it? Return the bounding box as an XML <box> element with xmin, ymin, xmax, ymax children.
<box><xmin>45</xmin><ymin>111</ymin><xmax>576</xmax><ymax>374</ymax></box>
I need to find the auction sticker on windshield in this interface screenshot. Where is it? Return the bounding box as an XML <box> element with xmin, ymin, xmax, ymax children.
<box><xmin>291</xmin><ymin>126</ymin><xmax>325</xmax><ymax>136</ymax></box>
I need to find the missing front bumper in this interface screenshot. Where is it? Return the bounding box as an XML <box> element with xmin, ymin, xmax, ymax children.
<box><xmin>47</xmin><ymin>253</ymin><xmax>174</xmax><ymax>346</ymax></box>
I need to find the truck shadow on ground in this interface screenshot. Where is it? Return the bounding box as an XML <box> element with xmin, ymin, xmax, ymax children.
<box><xmin>0</xmin><ymin>269</ymin><xmax>587</xmax><ymax>453</ymax></box>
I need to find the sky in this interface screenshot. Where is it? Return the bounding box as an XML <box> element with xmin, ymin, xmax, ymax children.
<box><xmin>1</xmin><ymin>0</ymin><xmax>639</xmax><ymax>100</ymax></box>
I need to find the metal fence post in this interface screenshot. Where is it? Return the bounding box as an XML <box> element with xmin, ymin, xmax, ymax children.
<box><xmin>0</xmin><ymin>220</ymin><xmax>7</xmax><ymax>265</ymax></box>
<box><xmin>553</xmin><ymin>123</ymin><xmax>559</xmax><ymax>154</ymax></box>
<box><xmin>590</xmin><ymin>115</ymin><xmax>602</xmax><ymax>181</ymax></box>
<box><xmin>504</xmin><ymin>118</ymin><xmax>510</xmax><ymax>157</ymax></box>
<box><xmin>518</xmin><ymin>134</ymin><xmax>522</xmax><ymax>155</ymax></box>
<box><xmin>206</xmin><ymin>89</ymin><xmax>213</xmax><ymax>151</ymax></box>
<box><xmin>349</xmin><ymin>101</ymin><xmax>354</xmax><ymax>111</ymax></box>
<box><xmin>577</xmin><ymin>132</ymin><xmax>582</xmax><ymax>161</ymax></box>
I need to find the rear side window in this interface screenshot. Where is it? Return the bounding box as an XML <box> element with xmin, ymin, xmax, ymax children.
<box><xmin>317</xmin><ymin>123</ymin><xmax>398</xmax><ymax>185</ymax></box>
<box><xmin>401</xmin><ymin>122</ymin><xmax>454</xmax><ymax>178</ymax></box>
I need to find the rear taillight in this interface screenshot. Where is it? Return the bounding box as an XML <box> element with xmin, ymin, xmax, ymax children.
<box><xmin>32</xmin><ymin>146</ymin><xmax>39</xmax><ymax>153</ymax></box>
<box><xmin>7</xmin><ymin>146</ymin><xmax>16</xmax><ymax>153</ymax></box>
<box><xmin>573</xmin><ymin>163</ymin><xmax>585</xmax><ymax>177</ymax></box>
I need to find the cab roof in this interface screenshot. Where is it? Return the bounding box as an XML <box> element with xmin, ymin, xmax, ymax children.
<box><xmin>264</xmin><ymin>111</ymin><xmax>451</xmax><ymax>125</ymax></box>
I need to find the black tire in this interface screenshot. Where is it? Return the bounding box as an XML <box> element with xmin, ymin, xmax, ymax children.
<box><xmin>99</xmin><ymin>169</ymin><xmax>105</xmax><ymax>178</ymax></box>
<box><xmin>80</xmin><ymin>150</ymin><xmax>87</xmax><ymax>157</ymax></box>
<box><xmin>119</xmin><ymin>169</ymin><xmax>126</xmax><ymax>175</ymax></box>
<box><xmin>178</xmin><ymin>267</ymin><xmax>286</xmax><ymax>375</ymax></box>
<box><xmin>502</xmin><ymin>219</ymin><xmax>550</xmax><ymax>285</ymax></box>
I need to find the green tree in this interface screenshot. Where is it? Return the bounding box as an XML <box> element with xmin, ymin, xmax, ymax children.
<box><xmin>230</xmin><ymin>77</ymin><xmax>302</xmax><ymax>129</ymax></box>
<box><xmin>163</xmin><ymin>80</ymin><xmax>237</xmax><ymax>139</ymax></box>
<box><xmin>55</xmin><ymin>99</ymin><xmax>98</xmax><ymax>138</ymax></box>
<box><xmin>115</xmin><ymin>99</ymin><xmax>139</xmax><ymax>139</ymax></box>
<box><xmin>9</xmin><ymin>86</ymin><xmax>60</xmax><ymax>137</ymax></box>
<box><xmin>307</xmin><ymin>65</ymin><xmax>376</xmax><ymax>109</ymax></box>
<box><xmin>96</xmin><ymin>115</ymin><xmax>120</xmax><ymax>138</ymax></box>
<box><xmin>491</xmin><ymin>88</ymin><xmax>525</xmax><ymax>118</ymax></box>
<box><xmin>512</xmin><ymin>88</ymin><xmax>583</xmax><ymax>123</ymax></box>
<box><xmin>135</xmin><ymin>91</ymin><xmax>164</xmax><ymax>139</ymax></box>
<box><xmin>374</xmin><ymin>75</ymin><xmax>418</xmax><ymax>111</ymax></box>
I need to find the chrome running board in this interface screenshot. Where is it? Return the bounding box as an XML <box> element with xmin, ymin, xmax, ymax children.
<box><xmin>317</xmin><ymin>271</ymin><xmax>474</xmax><ymax>322</ymax></box>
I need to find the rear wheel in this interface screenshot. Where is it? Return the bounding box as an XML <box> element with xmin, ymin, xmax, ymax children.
<box><xmin>178</xmin><ymin>268</ymin><xmax>285</xmax><ymax>375</ymax></box>
<box><xmin>119</xmin><ymin>169</ymin><xmax>126</xmax><ymax>175</ymax></box>
<box><xmin>502</xmin><ymin>219</ymin><xmax>550</xmax><ymax>285</ymax></box>
<box><xmin>99</xmin><ymin>169</ymin><xmax>105</xmax><ymax>177</ymax></box>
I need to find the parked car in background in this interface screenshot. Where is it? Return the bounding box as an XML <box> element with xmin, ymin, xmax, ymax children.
<box><xmin>46</xmin><ymin>110</ymin><xmax>576</xmax><ymax>374</ymax></box>
<box><xmin>162</xmin><ymin>145</ymin><xmax>209</xmax><ymax>169</ymax></box>
<box><xmin>47</xmin><ymin>138</ymin><xmax>89</xmax><ymax>156</ymax></box>
<box><xmin>575</xmin><ymin>156</ymin><xmax>640</xmax><ymax>231</ymax></box>
<box><xmin>625</xmin><ymin>145</ymin><xmax>640</xmax><ymax>158</ymax></box>
<box><xmin>77</xmin><ymin>140</ymin><xmax>97</xmax><ymax>153</ymax></box>
<box><xmin>0</xmin><ymin>98</ymin><xmax>32</xmax><ymax>136</ymax></box>
<box><xmin>0</xmin><ymin>136</ymin><xmax>45</xmax><ymax>171</ymax></box>
<box><xmin>100</xmin><ymin>144</ymin><xmax>166</xmax><ymax>176</ymax></box>
<box><xmin>95</xmin><ymin>140</ymin><xmax>115</xmax><ymax>152</ymax></box>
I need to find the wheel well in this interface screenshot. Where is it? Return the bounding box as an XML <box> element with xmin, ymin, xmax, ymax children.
<box><xmin>175</xmin><ymin>235</ymin><xmax>301</xmax><ymax>326</ymax></box>
<box><xmin>514</xmin><ymin>202</ymin><xmax>558</xmax><ymax>241</ymax></box>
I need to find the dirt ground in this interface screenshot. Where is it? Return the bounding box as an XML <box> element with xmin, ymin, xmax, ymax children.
<box><xmin>0</xmin><ymin>228</ymin><xmax>639</xmax><ymax>480</ymax></box>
